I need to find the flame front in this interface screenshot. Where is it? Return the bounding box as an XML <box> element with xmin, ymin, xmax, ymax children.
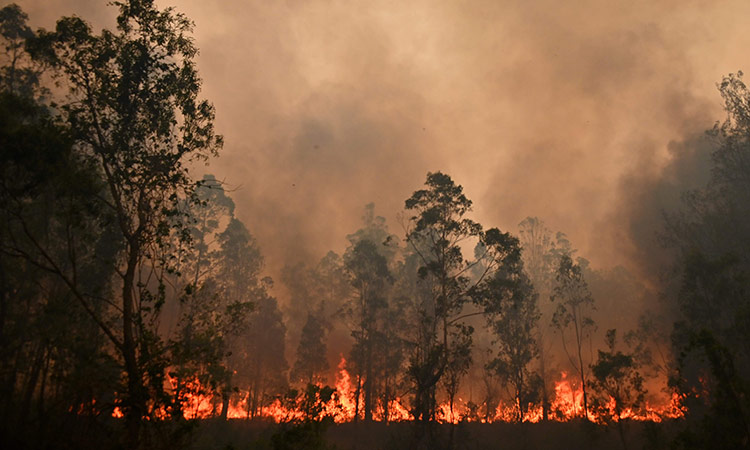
<box><xmin>111</xmin><ymin>358</ymin><xmax>683</xmax><ymax>424</ymax></box>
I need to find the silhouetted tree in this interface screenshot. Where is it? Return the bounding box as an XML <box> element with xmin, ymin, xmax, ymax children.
<box><xmin>271</xmin><ymin>384</ymin><xmax>337</xmax><ymax>450</ymax></box>
<box><xmin>518</xmin><ymin>217</ymin><xmax>573</xmax><ymax>421</ymax></box>
<box><xmin>281</xmin><ymin>251</ymin><xmax>349</xmax><ymax>375</ymax></box>
<box><xmin>551</xmin><ymin>254</ymin><xmax>596</xmax><ymax>420</ymax></box>
<box><xmin>403</xmin><ymin>172</ymin><xmax>526</xmax><ymax>434</ymax></box>
<box><xmin>403</xmin><ymin>172</ymin><xmax>483</xmax><ymax>426</ymax></box>
<box><xmin>167</xmin><ymin>177</ymin><xmax>239</xmax><ymax>419</ymax></box>
<box><xmin>233</xmin><ymin>289</ymin><xmax>288</xmax><ymax>418</ymax></box>
<box><xmin>485</xmin><ymin>268</ymin><xmax>541</xmax><ymax>422</ymax></box>
<box><xmin>663</xmin><ymin>72</ymin><xmax>750</xmax><ymax>448</ymax></box>
<box><xmin>169</xmin><ymin>214</ymin><xmax>261</xmax><ymax>420</ymax></box>
<box><xmin>589</xmin><ymin>329</ymin><xmax>646</xmax><ymax>449</ymax></box>
<box><xmin>0</xmin><ymin>4</ymin><xmax>38</xmax><ymax>97</ymax></box>
<box><xmin>344</xmin><ymin>238</ymin><xmax>391</xmax><ymax>422</ymax></box>
<box><xmin>440</xmin><ymin>324</ymin><xmax>472</xmax><ymax>423</ymax></box>
<box><xmin>292</xmin><ymin>312</ymin><xmax>329</xmax><ymax>386</ymax></box>
<box><xmin>669</xmin><ymin>252</ymin><xmax>750</xmax><ymax>449</ymax></box>
<box><xmin>10</xmin><ymin>0</ymin><xmax>223</xmax><ymax>445</ymax></box>
<box><xmin>0</xmin><ymin>6</ymin><xmax>121</xmax><ymax>446</ymax></box>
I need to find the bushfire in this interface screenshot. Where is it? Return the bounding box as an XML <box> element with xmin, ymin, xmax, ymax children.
<box><xmin>112</xmin><ymin>357</ymin><xmax>684</xmax><ymax>424</ymax></box>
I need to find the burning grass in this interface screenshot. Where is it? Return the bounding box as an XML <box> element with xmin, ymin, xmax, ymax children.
<box><xmin>116</xmin><ymin>357</ymin><xmax>684</xmax><ymax>425</ymax></box>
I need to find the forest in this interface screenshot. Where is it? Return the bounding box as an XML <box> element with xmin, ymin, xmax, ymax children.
<box><xmin>1</xmin><ymin>1</ymin><xmax>750</xmax><ymax>449</ymax></box>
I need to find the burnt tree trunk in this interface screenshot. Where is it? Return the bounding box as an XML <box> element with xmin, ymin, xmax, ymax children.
<box><xmin>122</xmin><ymin>244</ymin><xmax>145</xmax><ymax>450</ymax></box>
<box><xmin>363</xmin><ymin>338</ymin><xmax>373</xmax><ymax>422</ymax></box>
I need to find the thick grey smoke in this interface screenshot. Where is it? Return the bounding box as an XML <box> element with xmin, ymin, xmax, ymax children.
<box><xmin>17</xmin><ymin>0</ymin><xmax>750</xmax><ymax>289</ymax></box>
<box><xmin>610</xmin><ymin>133</ymin><xmax>715</xmax><ymax>285</ymax></box>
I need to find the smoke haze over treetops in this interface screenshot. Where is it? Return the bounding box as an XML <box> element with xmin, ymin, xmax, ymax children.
<box><xmin>18</xmin><ymin>0</ymin><xmax>750</xmax><ymax>282</ymax></box>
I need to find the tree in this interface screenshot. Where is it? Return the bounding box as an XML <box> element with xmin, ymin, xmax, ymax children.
<box><xmin>668</xmin><ymin>252</ymin><xmax>750</xmax><ymax>449</ymax></box>
<box><xmin>0</xmin><ymin>7</ymin><xmax>122</xmax><ymax>446</ymax></box>
<box><xmin>345</xmin><ymin>203</ymin><xmax>399</xmax><ymax>262</ymax></box>
<box><xmin>402</xmin><ymin>171</ymin><xmax>523</xmax><ymax>430</ymax></box>
<box><xmin>671</xmin><ymin>328</ymin><xmax>750</xmax><ymax>449</ymax></box>
<box><xmin>485</xmin><ymin>268</ymin><xmax>541</xmax><ymax>422</ymax></box>
<box><xmin>440</xmin><ymin>324</ymin><xmax>472</xmax><ymax>423</ymax></box>
<box><xmin>551</xmin><ymin>254</ymin><xmax>596</xmax><ymax>420</ymax></box>
<box><xmin>478</xmin><ymin>353</ymin><xmax>502</xmax><ymax>422</ymax></box>
<box><xmin>589</xmin><ymin>329</ymin><xmax>646</xmax><ymax>449</ymax></box>
<box><xmin>372</xmin><ymin>250</ymin><xmax>412</xmax><ymax>423</ymax></box>
<box><xmin>281</xmin><ymin>251</ymin><xmax>349</xmax><ymax>379</ymax></box>
<box><xmin>312</xmin><ymin>251</ymin><xmax>350</xmax><ymax>321</ymax></box>
<box><xmin>213</xmin><ymin>216</ymin><xmax>265</xmax><ymax>417</ymax></box>
<box><xmin>169</xmin><ymin>214</ymin><xmax>260</xmax><ymax>420</ymax></box>
<box><xmin>518</xmin><ymin>217</ymin><xmax>555</xmax><ymax>292</ymax></box>
<box><xmin>341</xmin><ymin>204</ymin><xmax>399</xmax><ymax>422</ymax></box>
<box><xmin>664</xmin><ymin>72</ymin><xmax>750</xmax><ymax>263</ymax></box>
<box><xmin>291</xmin><ymin>313</ymin><xmax>330</xmax><ymax>386</ymax></box>
<box><xmin>374</xmin><ymin>292</ymin><xmax>410</xmax><ymax>422</ymax></box>
<box><xmin>166</xmin><ymin>177</ymin><xmax>231</xmax><ymax>417</ymax></box>
<box><xmin>15</xmin><ymin>0</ymin><xmax>222</xmax><ymax>446</ymax></box>
<box><xmin>403</xmin><ymin>172</ymin><xmax>482</xmax><ymax>426</ymax></box>
<box><xmin>518</xmin><ymin>217</ymin><xmax>573</xmax><ymax>421</ymax></box>
<box><xmin>662</xmin><ymin>72</ymin><xmax>750</xmax><ymax>448</ymax></box>
<box><xmin>344</xmin><ymin>238</ymin><xmax>391</xmax><ymax>422</ymax></box>
<box><xmin>233</xmin><ymin>289</ymin><xmax>288</xmax><ymax>419</ymax></box>
<box><xmin>0</xmin><ymin>4</ymin><xmax>38</xmax><ymax>97</ymax></box>
<box><xmin>271</xmin><ymin>384</ymin><xmax>337</xmax><ymax>450</ymax></box>
<box><xmin>185</xmin><ymin>175</ymin><xmax>236</xmax><ymax>288</ymax></box>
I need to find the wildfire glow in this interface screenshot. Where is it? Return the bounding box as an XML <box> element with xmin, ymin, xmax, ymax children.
<box><xmin>110</xmin><ymin>359</ymin><xmax>684</xmax><ymax>424</ymax></box>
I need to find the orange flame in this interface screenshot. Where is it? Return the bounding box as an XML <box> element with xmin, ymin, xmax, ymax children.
<box><xmin>109</xmin><ymin>361</ymin><xmax>683</xmax><ymax>424</ymax></box>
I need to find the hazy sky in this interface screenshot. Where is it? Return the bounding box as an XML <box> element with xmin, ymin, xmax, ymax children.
<box><xmin>17</xmin><ymin>0</ymin><xmax>750</xmax><ymax>283</ymax></box>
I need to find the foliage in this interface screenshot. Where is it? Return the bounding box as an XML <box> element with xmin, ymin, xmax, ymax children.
<box><xmin>341</xmin><ymin>204</ymin><xmax>398</xmax><ymax>422</ymax></box>
<box><xmin>485</xmin><ymin>267</ymin><xmax>541</xmax><ymax>422</ymax></box>
<box><xmin>551</xmin><ymin>254</ymin><xmax>596</xmax><ymax>420</ymax></box>
<box><xmin>664</xmin><ymin>72</ymin><xmax>750</xmax><ymax>448</ymax></box>
<box><xmin>270</xmin><ymin>385</ymin><xmax>337</xmax><ymax>450</ymax></box>
<box><xmin>518</xmin><ymin>217</ymin><xmax>574</xmax><ymax>296</ymax></box>
<box><xmin>517</xmin><ymin>217</ymin><xmax>574</xmax><ymax>421</ymax></box>
<box><xmin>403</xmin><ymin>171</ymin><xmax>528</xmax><ymax>432</ymax></box>
<box><xmin>0</xmin><ymin>6</ymin><xmax>120</xmax><ymax>447</ymax></box>
<box><xmin>291</xmin><ymin>313</ymin><xmax>330</xmax><ymax>386</ymax></box>
<box><xmin>0</xmin><ymin>1</ymin><xmax>228</xmax><ymax>447</ymax></box>
<box><xmin>0</xmin><ymin>4</ymin><xmax>39</xmax><ymax>97</ymax></box>
<box><xmin>233</xmin><ymin>291</ymin><xmax>289</xmax><ymax>418</ymax></box>
<box><xmin>403</xmin><ymin>171</ymin><xmax>483</xmax><ymax>424</ymax></box>
<box><xmin>589</xmin><ymin>330</ymin><xmax>646</xmax><ymax>423</ymax></box>
<box><xmin>12</xmin><ymin>1</ymin><xmax>750</xmax><ymax>447</ymax></box>
<box><xmin>281</xmin><ymin>251</ymin><xmax>349</xmax><ymax>383</ymax></box>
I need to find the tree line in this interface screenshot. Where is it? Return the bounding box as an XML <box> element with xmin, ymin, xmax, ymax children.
<box><xmin>1</xmin><ymin>2</ymin><xmax>750</xmax><ymax>450</ymax></box>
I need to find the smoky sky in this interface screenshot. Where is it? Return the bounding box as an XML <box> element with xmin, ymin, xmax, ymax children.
<box><xmin>17</xmin><ymin>0</ymin><xmax>750</xmax><ymax>284</ymax></box>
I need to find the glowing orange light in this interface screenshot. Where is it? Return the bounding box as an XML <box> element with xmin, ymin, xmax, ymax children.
<box><xmin>109</xmin><ymin>366</ymin><xmax>683</xmax><ymax>424</ymax></box>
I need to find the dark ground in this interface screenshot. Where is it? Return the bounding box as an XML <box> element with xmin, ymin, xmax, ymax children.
<box><xmin>190</xmin><ymin>418</ymin><xmax>679</xmax><ymax>450</ymax></box>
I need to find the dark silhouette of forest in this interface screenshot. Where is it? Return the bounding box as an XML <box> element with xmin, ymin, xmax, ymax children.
<box><xmin>1</xmin><ymin>1</ymin><xmax>749</xmax><ymax>449</ymax></box>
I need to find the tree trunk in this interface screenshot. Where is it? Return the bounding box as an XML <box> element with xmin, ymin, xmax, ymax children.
<box><xmin>577</xmin><ymin>349</ymin><xmax>588</xmax><ymax>421</ymax></box>
<box><xmin>539</xmin><ymin>343</ymin><xmax>549</xmax><ymax>421</ymax></box>
<box><xmin>616</xmin><ymin>409</ymin><xmax>628</xmax><ymax>450</ymax></box>
<box><xmin>220</xmin><ymin>379</ymin><xmax>230</xmax><ymax>420</ymax></box>
<box><xmin>364</xmin><ymin>339</ymin><xmax>373</xmax><ymax>422</ymax></box>
<box><xmin>20</xmin><ymin>344</ymin><xmax>45</xmax><ymax>427</ymax></box>
<box><xmin>37</xmin><ymin>349</ymin><xmax>50</xmax><ymax>419</ymax></box>
<box><xmin>581</xmin><ymin>382</ymin><xmax>589</xmax><ymax>421</ymax></box>
<box><xmin>122</xmin><ymin>245</ymin><xmax>145</xmax><ymax>449</ymax></box>
<box><xmin>382</xmin><ymin>376</ymin><xmax>390</xmax><ymax>424</ymax></box>
<box><xmin>220</xmin><ymin>393</ymin><xmax>230</xmax><ymax>420</ymax></box>
<box><xmin>353</xmin><ymin>373</ymin><xmax>362</xmax><ymax>423</ymax></box>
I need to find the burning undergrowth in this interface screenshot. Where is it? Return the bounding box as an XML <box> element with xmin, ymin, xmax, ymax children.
<box><xmin>123</xmin><ymin>357</ymin><xmax>683</xmax><ymax>425</ymax></box>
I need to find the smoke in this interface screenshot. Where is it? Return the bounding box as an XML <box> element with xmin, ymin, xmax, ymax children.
<box><xmin>16</xmin><ymin>0</ymin><xmax>750</xmax><ymax>291</ymax></box>
<box><xmin>610</xmin><ymin>134</ymin><xmax>715</xmax><ymax>285</ymax></box>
